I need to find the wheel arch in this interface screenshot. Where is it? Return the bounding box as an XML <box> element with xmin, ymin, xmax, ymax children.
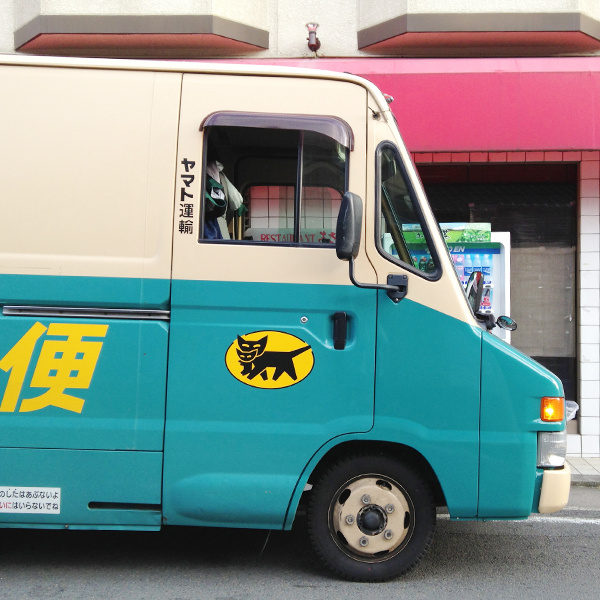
<box><xmin>284</xmin><ymin>438</ymin><xmax>446</xmax><ymax>530</ymax></box>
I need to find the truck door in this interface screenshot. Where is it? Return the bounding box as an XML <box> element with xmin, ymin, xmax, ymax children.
<box><xmin>163</xmin><ymin>73</ymin><xmax>377</xmax><ymax>529</ymax></box>
<box><xmin>365</xmin><ymin>115</ymin><xmax>482</xmax><ymax>517</ymax></box>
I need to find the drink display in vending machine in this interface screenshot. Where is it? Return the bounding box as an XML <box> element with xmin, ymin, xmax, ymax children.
<box><xmin>402</xmin><ymin>223</ymin><xmax>512</xmax><ymax>342</ymax></box>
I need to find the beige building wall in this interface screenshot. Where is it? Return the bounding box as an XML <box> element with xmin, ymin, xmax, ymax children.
<box><xmin>0</xmin><ymin>0</ymin><xmax>14</xmax><ymax>51</ymax></box>
<box><xmin>13</xmin><ymin>1</ymin><xmax>270</xmax><ymax>31</ymax></box>
<box><xmin>2</xmin><ymin>0</ymin><xmax>600</xmax><ymax>57</ymax></box>
<box><xmin>359</xmin><ymin>1</ymin><xmax>600</xmax><ymax>31</ymax></box>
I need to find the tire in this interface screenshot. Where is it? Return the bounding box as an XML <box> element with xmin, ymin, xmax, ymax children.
<box><xmin>306</xmin><ymin>454</ymin><xmax>436</xmax><ymax>582</ymax></box>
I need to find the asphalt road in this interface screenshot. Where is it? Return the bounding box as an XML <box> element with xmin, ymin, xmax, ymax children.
<box><xmin>1</xmin><ymin>487</ymin><xmax>599</xmax><ymax>600</ymax></box>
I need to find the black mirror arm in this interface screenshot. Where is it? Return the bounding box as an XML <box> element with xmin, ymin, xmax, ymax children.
<box><xmin>349</xmin><ymin>258</ymin><xmax>407</xmax><ymax>303</ymax></box>
<box><xmin>476</xmin><ymin>312</ymin><xmax>496</xmax><ymax>330</ymax></box>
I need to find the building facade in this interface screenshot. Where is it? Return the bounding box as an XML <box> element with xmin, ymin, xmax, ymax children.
<box><xmin>2</xmin><ymin>0</ymin><xmax>600</xmax><ymax>456</ymax></box>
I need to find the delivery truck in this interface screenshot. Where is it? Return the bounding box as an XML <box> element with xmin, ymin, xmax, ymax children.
<box><xmin>0</xmin><ymin>54</ymin><xmax>570</xmax><ymax>581</ymax></box>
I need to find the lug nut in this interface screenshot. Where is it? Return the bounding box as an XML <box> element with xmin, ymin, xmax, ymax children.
<box><xmin>385</xmin><ymin>503</ymin><xmax>395</xmax><ymax>514</ymax></box>
<box><xmin>345</xmin><ymin>515</ymin><xmax>355</xmax><ymax>525</ymax></box>
<box><xmin>384</xmin><ymin>529</ymin><xmax>393</xmax><ymax>540</ymax></box>
<box><xmin>359</xmin><ymin>536</ymin><xmax>369</xmax><ymax>547</ymax></box>
<box><xmin>361</xmin><ymin>494</ymin><xmax>371</xmax><ymax>504</ymax></box>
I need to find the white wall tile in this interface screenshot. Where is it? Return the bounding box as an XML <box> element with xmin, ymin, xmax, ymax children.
<box><xmin>580</xmin><ymin>398</ymin><xmax>600</xmax><ymax>417</ymax></box>
<box><xmin>251</xmin><ymin>198</ymin><xmax>268</xmax><ymax>217</ymax></box>
<box><xmin>581</xmin><ymin>343</ymin><xmax>600</xmax><ymax>362</ymax></box>
<box><xmin>581</xmin><ymin>435</ymin><xmax>600</xmax><ymax>456</ymax></box>
<box><xmin>304</xmin><ymin>187</ymin><xmax>323</xmax><ymax>199</ymax></box>
<box><xmin>268</xmin><ymin>198</ymin><xmax>283</xmax><ymax>217</ymax></box>
<box><xmin>304</xmin><ymin>199</ymin><xmax>323</xmax><ymax>217</ymax></box>
<box><xmin>580</xmin><ymin>306</ymin><xmax>600</xmax><ymax>325</ymax></box>
<box><xmin>567</xmin><ymin>433</ymin><xmax>582</xmax><ymax>456</ymax></box>
<box><xmin>326</xmin><ymin>218</ymin><xmax>337</xmax><ymax>232</ymax></box>
<box><xmin>580</xmin><ymin>379</ymin><xmax>600</xmax><ymax>398</ymax></box>
<box><xmin>580</xmin><ymin>234</ymin><xmax>600</xmax><ymax>252</ymax></box>
<box><xmin>580</xmin><ymin>362</ymin><xmax>600</xmax><ymax>380</ymax></box>
<box><xmin>579</xmin><ymin>270</ymin><xmax>600</xmax><ymax>289</ymax></box>
<box><xmin>580</xmin><ymin>197</ymin><xmax>600</xmax><ymax>216</ymax></box>
<box><xmin>306</xmin><ymin>217</ymin><xmax>324</xmax><ymax>229</ymax></box>
<box><xmin>580</xmin><ymin>325</ymin><xmax>600</xmax><ymax>344</ymax></box>
<box><xmin>580</xmin><ymin>417</ymin><xmax>600</xmax><ymax>435</ymax></box>
<box><xmin>268</xmin><ymin>217</ymin><xmax>285</xmax><ymax>229</ymax></box>
<box><xmin>580</xmin><ymin>252</ymin><xmax>600</xmax><ymax>270</ymax></box>
<box><xmin>581</xmin><ymin>215</ymin><xmax>600</xmax><ymax>234</ymax></box>
<box><xmin>579</xmin><ymin>151</ymin><xmax>600</xmax><ymax>456</ymax></box>
<box><xmin>580</xmin><ymin>288</ymin><xmax>600</xmax><ymax>307</ymax></box>
<box><xmin>250</xmin><ymin>217</ymin><xmax>268</xmax><ymax>229</ymax></box>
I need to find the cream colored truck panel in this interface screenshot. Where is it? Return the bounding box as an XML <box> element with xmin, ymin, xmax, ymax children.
<box><xmin>0</xmin><ymin>65</ymin><xmax>181</xmax><ymax>280</ymax></box>
<box><xmin>365</xmin><ymin>101</ymin><xmax>476</xmax><ymax>325</ymax></box>
<box><xmin>172</xmin><ymin>73</ymin><xmax>375</xmax><ymax>286</ymax></box>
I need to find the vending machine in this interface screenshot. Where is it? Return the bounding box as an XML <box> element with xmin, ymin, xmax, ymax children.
<box><xmin>403</xmin><ymin>224</ymin><xmax>512</xmax><ymax>343</ymax></box>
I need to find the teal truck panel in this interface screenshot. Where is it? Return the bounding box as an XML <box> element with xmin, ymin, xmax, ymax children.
<box><xmin>374</xmin><ymin>295</ymin><xmax>482</xmax><ymax>518</ymax></box>
<box><xmin>163</xmin><ymin>280</ymin><xmax>377</xmax><ymax>529</ymax></box>
<box><xmin>479</xmin><ymin>332</ymin><xmax>564</xmax><ymax>517</ymax></box>
<box><xmin>0</xmin><ymin>274</ymin><xmax>170</xmax><ymax>310</ymax></box>
<box><xmin>0</xmin><ymin>448</ymin><xmax>162</xmax><ymax>528</ymax></box>
<box><xmin>0</xmin><ymin>314</ymin><xmax>168</xmax><ymax>451</ymax></box>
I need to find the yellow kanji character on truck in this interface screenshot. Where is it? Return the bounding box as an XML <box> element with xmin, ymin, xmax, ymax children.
<box><xmin>0</xmin><ymin>322</ymin><xmax>107</xmax><ymax>414</ymax></box>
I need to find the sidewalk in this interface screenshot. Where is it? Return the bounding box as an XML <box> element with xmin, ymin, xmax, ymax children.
<box><xmin>567</xmin><ymin>458</ymin><xmax>600</xmax><ymax>486</ymax></box>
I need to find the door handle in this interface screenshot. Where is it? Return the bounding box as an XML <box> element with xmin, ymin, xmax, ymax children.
<box><xmin>333</xmin><ymin>312</ymin><xmax>347</xmax><ymax>350</ymax></box>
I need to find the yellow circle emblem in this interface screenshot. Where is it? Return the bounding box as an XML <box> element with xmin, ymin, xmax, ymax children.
<box><xmin>225</xmin><ymin>330</ymin><xmax>314</xmax><ymax>389</ymax></box>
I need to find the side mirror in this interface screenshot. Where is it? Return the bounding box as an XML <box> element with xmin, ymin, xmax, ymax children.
<box><xmin>335</xmin><ymin>191</ymin><xmax>407</xmax><ymax>303</ymax></box>
<box><xmin>496</xmin><ymin>316</ymin><xmax>517</xmax><ymax>331</ymax></box>
<box><xmin>336</xmin><ymin>192</ymin><xmax>363</xmax><ymax>261</ymax></box>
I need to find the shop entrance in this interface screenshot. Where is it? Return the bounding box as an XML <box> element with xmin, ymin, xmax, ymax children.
<box><xmin>418</xmin><ymin>163</ymin><xmax>578</xmax><ymax>420</ymax></box>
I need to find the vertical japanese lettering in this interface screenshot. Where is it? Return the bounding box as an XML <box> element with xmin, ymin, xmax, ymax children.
<box><xmin>179</xmin><ymin>158</ymin><xmax>196</xmax><ymax>234</ymax></box>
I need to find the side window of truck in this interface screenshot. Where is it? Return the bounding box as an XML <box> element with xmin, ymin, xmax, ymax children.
<box><xmin>377</xmin><ymin>142</ymin><xmax>440</xmax><ymax>278</ymax></box>
<box><xmin>200</xmin><ymin>113</ymin><xmax>350</xmax><ymax>245</ymax></box>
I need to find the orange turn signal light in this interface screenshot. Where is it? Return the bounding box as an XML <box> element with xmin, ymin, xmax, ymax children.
<box><xmin>541</xmin><ymin>397</ymin><xmax>565</xmax><ymax>422</ymax></box>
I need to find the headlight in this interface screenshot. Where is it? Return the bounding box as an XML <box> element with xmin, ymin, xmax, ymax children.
<box><xmin>537</xmin><ymin>430</ymin><xmax>567</xmax><ymax>468</ymax></box>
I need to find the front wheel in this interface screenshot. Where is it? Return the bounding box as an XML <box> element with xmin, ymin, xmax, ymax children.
<box><xmin>307</xmin><ymin>454</ymin><xmax>436</xmax><ymax>582</ymax></box>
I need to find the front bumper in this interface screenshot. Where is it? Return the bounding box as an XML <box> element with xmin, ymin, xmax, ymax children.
<box><xmin>538</xmin><ymin>462</ymin><xmax>571</xmax><ymax>514</ymax></box>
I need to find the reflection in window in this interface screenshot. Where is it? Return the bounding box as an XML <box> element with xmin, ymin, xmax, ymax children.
<box><xmin>301</xmin><ymin>131</ymin><xmax>346</xmax><ymax>244</ymax></box>
<box><xmin>246</xmin><ymin>185</ymin><xmax>341</xmax><ymax>244</ymax></box>
<box><xmin>202</xmin><ymin>125</ymin><xmax>347</xmax><ymax>245</ymax></box>
<box><xmin>379</xmin><ymin>145</ymin><xmax>437</xmax><ymax>274</ymax></box>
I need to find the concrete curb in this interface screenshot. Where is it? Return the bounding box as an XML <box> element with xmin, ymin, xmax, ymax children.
<box><xmin>571</xmin><ymin>475</ymin><xmax>600</xmax><ymax>487</ymax></box>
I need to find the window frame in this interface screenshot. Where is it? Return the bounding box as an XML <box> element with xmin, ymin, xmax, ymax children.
<box><xmin>199</xmin><ymin>113</ymin><xmax>351</xmax><ymax>248</ymax></box>
<box><xmin>200</xmin><ymin>111</ymin><xmax>354</xmax><ymax>150</ymax></box>
<box><xmin>375</xmin><ymin>141</ymin><xmax>443</xmax><ymax>281</ymax></box>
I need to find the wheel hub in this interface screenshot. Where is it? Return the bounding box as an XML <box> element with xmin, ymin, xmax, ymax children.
<box><xmin>331</xmin><ymin>477</ymin><xmax>411</xmax><ymax>557</ymax></box>
<box><xmin>357</xmin><ymin>504</ymin><xmax>387</xmax><ymax>536</ymax></box>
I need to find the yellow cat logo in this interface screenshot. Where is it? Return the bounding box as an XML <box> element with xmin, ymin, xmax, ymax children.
<box><xmin>225</xmin><ymin>331</ymin><xmax>314</xmax><ymax>389</ymax></box>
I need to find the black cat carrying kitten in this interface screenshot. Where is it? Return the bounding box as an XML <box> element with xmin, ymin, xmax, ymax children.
<box><xmin>236</xmin><ymin>334</ymin><xmax>311</xmax><ymax>381</ymax></box>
